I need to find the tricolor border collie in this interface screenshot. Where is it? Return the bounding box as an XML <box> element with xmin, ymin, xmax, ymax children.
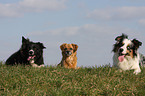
<box><xmin>112</xmin><ymin>34</ymin><xmax>142</xmax><ymax>74</ymax></box>
<box><xmin>6</xmin><ymin>36</ymin><xmax>46</xmax><ymax>67</ymax></box>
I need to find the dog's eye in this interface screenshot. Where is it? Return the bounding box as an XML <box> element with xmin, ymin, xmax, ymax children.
<box><xmin>127</xmin><ymin>46</ymin><xmax>130</xmax><ymax>50</ymax></box>
<box><xmin>70</xmin><ymin>48</ymin><xmax>73</xmax><ymax>50</ymax></box>
<box><xmin>64</xmin><ymin>48</ymin><xmax>67</xmax><ymax>50</ymax></box>
<box><xmin>121</xmin><ymin>43</ymin><xmax>124</xmax><ymax>46</ymax></box>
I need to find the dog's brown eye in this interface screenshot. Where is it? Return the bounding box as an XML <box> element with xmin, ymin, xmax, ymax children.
<box><xmin>70</xmin><ymin>48</ymin><xmax>73</xmax><ymax>50</ymax></box>
<box><xmin>127</xmin><ymin>46</ymin><xmax>130</xmax><ymax>50</ymax></box>
<box><xmin>64</xmin><ymin>48</ymin><xmax>67</xmax><ymax>50</ymax></box>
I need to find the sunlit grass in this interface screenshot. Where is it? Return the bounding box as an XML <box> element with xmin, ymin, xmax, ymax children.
<box><xmin>0</xmin><ymin>62</ymin><xmax>145</xmax><ymax>95</ymax></box>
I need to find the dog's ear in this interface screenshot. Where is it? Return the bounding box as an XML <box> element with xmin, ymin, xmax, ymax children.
<box><xmin>72</xmin><ymin>44</ymin><xmax>78</xmax><ymax>52</ymax></box>
<box><xmin>22</xmin><ymin>36</ymin><xmax>29</xmax><ymax>44</ymax></box>
<box><xmin>22</xmin><ymin>36</ymin><xmax>26</xmax><ymax>43</ymax></box>
<box><xmin>115</xmin><ymin>33</ymin><xmax>128</xmax><ymax>42</ymax></box>
<box><xmin>132</xmin><ymin>39</ymin><xmax>142</xmax><ymax>49</ymax></box>
<box><xmin>38</xmin><ymin>42</ymin><xmax>46</xmax><ymax>49</ymax></box>
<box><xmin>21</xmin><ymin>36</ymin><xmax>29</xmax><ymax>50</ymax></box>
<box><xmin>60</xmin><ymin>43</ymin><xmax>67</xmax><ymax>50</ymax></box>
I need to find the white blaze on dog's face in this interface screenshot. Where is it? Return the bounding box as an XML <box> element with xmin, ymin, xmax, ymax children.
<box><xmin>118</xmin><ymin>38</ymin><xmax>133</xmax><ymax>55</ymax></box>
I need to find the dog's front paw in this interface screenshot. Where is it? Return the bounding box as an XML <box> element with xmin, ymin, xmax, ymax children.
<box><xmin>133</xmin><ymin>69</ymin><xmax>141</xmax><ymax>75</ymax></box>
<box><xmin>31</xmin><ymin>64</ymin><xmax>44</xmax><ymax>68</ymax></box>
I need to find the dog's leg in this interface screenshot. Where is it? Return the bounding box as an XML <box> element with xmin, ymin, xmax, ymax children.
<box><xmin>133</xmin><ymin>68</ymin><xmax>141</xmax><ymax>75</ymax></box>
<box><xmin>39</xmin><ymin>65</ymin><xmax>45</xmax><ymax>67</ymax></box>
<box><xmin>119</xmin><ymin>69</ymin><xmax>123</xmax><ymax>72</ymax></box>
<box><xmin>31</xmin><ymin>64</ymin><xmax>44</xmax><ymax>68</ymax></box>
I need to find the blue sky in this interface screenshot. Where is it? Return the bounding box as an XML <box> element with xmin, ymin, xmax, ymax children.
<box><xmin>0</xmin><ymin>0</ymin><xmax>145</xmax><ymax>67</ymax></box>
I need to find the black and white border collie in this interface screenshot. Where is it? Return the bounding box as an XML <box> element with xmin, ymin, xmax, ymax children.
<box><xmin>112</xmin><ymin>34</ymin><xmax>142</xmax><ymax>75</ymax></box>
<box><xmin>6</xmin><ymin>36</ymin><xmax>46</xmax><ymax>67</ymax></box>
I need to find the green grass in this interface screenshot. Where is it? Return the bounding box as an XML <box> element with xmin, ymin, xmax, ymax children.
<box><xmin>0</xmin><ymin>62</ymin><xmax>145</xmax><ymax>96</ymax></box>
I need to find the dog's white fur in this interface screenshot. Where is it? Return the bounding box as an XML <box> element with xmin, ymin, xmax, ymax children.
<box><xmin>31</xmin><ymin>63</ymin><xmax>45</xmax><ymax>68</ymax></box>
<box><xmin>119</xmin><ymin>39</ymin><xmax>132</xmax><ymax>55</ymax></box>
<box><xmin>29</xmin><ymin>58</ymin><xmax>44</xmax><ymax>68</ymax></box>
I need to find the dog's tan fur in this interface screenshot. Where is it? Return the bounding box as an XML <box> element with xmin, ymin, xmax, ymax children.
<box><xmin>58</xmin><ymin>43</ymin><xmax>78</xmax><ymax>69</ymax></box>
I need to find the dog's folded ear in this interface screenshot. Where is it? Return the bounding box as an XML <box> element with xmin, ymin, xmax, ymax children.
<box><xmin>115</xmin><ymin>33</ymin><xmax>128</xmax><ymax>42</ymax></box>
<box><xmin>60</xmin><ymin>43</ymin><xmax>67</xmax><ymax>50</ymax></box>
<box><xmin>132</xmin><ymin>39</ymin><xmax>142</xmax><ymax>49</ymax></box>
<box><xmin>37</xmin><ymin>42</ymin><xmax>46</xmax><ymax>49</ymax></box>
<box><xmin>72</xmin><ymin>44</ymin><xmax>78</xmax><ymax>52</ymax></box>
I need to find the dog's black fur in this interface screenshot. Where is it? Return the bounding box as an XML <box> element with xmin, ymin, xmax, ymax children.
<box><xmin>6</xmin><ymin>36</ymin><xmax>46</xmax><ymax>66</ymax></box>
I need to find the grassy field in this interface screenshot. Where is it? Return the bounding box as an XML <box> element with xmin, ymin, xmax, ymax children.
<box><xmin>0</xmin><ymin>62</ymin><xmax>145</xmax><ymax>96</ymax></box>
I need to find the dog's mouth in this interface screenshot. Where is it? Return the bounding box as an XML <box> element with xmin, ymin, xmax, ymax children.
<box><xmin>118</xmin><ymin>53</ymin><xmax>129</xmax><ymax>62</ymax></box>
<box><xmin>27</xmin><ymin>55</ymin><xmax>35</xmax><ymax>61</ymax></box>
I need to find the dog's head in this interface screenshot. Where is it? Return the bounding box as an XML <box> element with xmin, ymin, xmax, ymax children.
<box><xmin>60</xmin><ymin>43</ymin><xmax>78</xmax><ymax>57</ymax></box>
<box><xmin>27</xmin><ymin>42</ymin><xmax>46</xmax><ymax>62</ymax></box>
<box><xmin>113</xmin><ymin>34</ymin><xmax>142</xmax><ymax>62</ymax></box>
<box><xmin>21</xmin><ymin>36</ymin><xmax>46</xmax><ymax>63</ymax></box>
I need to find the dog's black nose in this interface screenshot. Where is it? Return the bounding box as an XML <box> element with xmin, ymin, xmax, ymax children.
<box><xmin>29</xmin><ymin>51</ymin><xmax>33</xmax><ymax>55</ymax></box>
<box><xmin>29</xmin><ymin>50</ymin><xmax>34</xmax><ymax>55</ymax></box>
<box><xmin>66</xmin><ymin>51</ymin><xmax>70</xmax><ymax>54</ymax></box>
<box><xmin>65</xmin><ymin>51</ymin><xmax>72</xmax><ymax>56</ymax></box>
<box><xmin>119</xmin><ymin>48</ymin><xmax>123</xmax><ymax>53</ymax></box>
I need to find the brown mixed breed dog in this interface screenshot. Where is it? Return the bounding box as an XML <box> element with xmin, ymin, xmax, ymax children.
<box><xmin>58</xmin><ymin>43</ymin><xmax>79</xmax><ymax>69</ymax></box>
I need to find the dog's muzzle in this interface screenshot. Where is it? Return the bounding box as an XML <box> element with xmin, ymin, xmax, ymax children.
<box><xmin>28</xmin><ymin>49</ymin><xmax>35</xmax><ymax>62</ymax></box>
<box><xmin>65</xmin><ymin>51</ymin><xmax>72</xmax><ymax>56</ymax></box>
<box><xmin>29</xmin><ymin>49</ymin><xmax>34</xmax><ymax>56</ymax></box>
